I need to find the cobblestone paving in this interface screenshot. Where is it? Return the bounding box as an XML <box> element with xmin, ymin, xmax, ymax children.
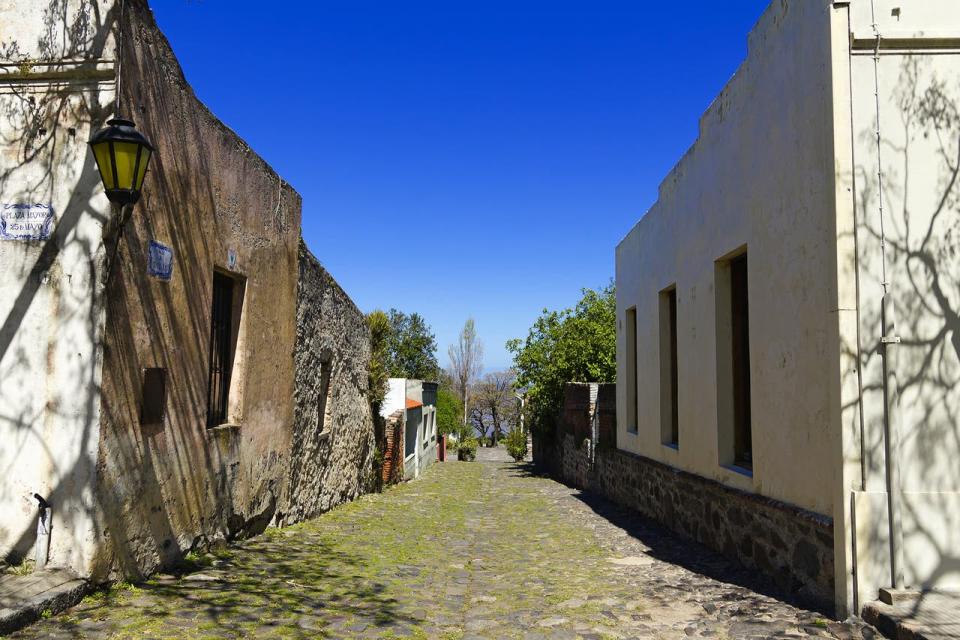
<box><xmin>10</xmin><ymin>450</ymin><xmax>879</xmax><ymax>639</ymax></box>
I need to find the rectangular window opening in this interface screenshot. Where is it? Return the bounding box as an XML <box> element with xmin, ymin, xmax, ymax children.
<box><xmin>206</xmin><ymin>271</ymin><xmax>244</xmax><ymax>427</ymax></box>
<box><xmin>625</xmin><ymin>307</ymin><xmax>638</xmax><ymax>433</ymax></box>
<box><xmin>659</xmin><ymin>286</ymin><xmax>679</xmax><ymax>447</ymax></box>
<box><xmin>140</xmin><ymin>367</ymin><xmax>166</xmax><ymax>427</ymax></box>
<box><xmin>716</xmin><ymin>250</ymin><xmax>752</xmax><ymax>471</ymax></box>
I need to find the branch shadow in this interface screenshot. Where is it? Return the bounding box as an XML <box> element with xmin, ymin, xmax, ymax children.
<box><xmin>9</xmin><ymin>532</ymin><xmax>418</xmax><ymax>638</ymax></box>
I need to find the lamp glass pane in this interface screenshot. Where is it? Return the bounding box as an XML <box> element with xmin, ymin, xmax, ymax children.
<box><xmin>91</xmin><ymin>141</ymin><xmax>115</xmax><ymax>189</ymax></box>
<box><xmin>134</xmin><ymin>146</ymin><xmax>152</xmax><ymax>191</ymax></box>
<box><xmin>113</xmin><ymin>141</ymin><xmax>140</xmax><ymax>190</ymax></box>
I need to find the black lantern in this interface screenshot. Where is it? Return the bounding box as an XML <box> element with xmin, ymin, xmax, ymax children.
<box><xmin>89</xmin><ymin>118</ymin><xmax>155</xmax><ymax>205</ymax></box>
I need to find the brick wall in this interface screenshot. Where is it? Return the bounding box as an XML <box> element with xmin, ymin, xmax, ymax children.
<box><xmin>381</xmin><ymin>410</ymin><xmax>404</xmax><ymax>486</ymax></box>
<box><xmin>535</xmin><ymin>382</ymin><xmax>835</xmax><ymax>615</ymax></box>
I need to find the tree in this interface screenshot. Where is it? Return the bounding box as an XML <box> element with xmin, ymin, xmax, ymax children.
<box><xmin>468</xmin><ymin>370</ymin><xmax>517</xmax><ymax>446</ymax></box>
<box><xmin>385</xmin><ymin>309</ymin><xmax>440</xmax><ymax>380</ymax></box>
<box><xmin>448</xmin><ymin>318</ymin><xmax>484</xmax><ymax>425</ymax></box>
<box><xmin>435</xmin><ymin>387</ymin><xmax>463</xmax><ymax>437</ymax></box>
<box><xmin>366</xmin><ymin>310</ymin><xmax>392</xmax><ymax>409</ymax></box>
<box><xmin>506</xmin><ymin>284</ymin><xmax>615</xmax><ymax>435</ymax></box>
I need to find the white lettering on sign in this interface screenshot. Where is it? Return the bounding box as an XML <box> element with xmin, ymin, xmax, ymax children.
<box><xmin>0</xmin><ymin>204</ymin><xmax>54</xmax><ymax>241</ymax></box>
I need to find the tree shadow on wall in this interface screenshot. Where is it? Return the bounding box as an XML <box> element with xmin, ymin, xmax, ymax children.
<box><xmin>0</xmin><ymin>0</ymin><xmax>294</xmax><ymax>583</ymax></box>
<box><xmin>0</xmin><ymin>0</ymin><xmax>120</xmax><ymax>567</ymax></box>
<box><xmin>852</xmin><ymin>54</ymin><xmax>960</xmax><ymax>612</ymax></box>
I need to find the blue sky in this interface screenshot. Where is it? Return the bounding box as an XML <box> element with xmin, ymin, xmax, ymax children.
<box><xmin>151</xmin><ymin>0</ymin><xmax>770</xmax><ymax>370</ymax></box>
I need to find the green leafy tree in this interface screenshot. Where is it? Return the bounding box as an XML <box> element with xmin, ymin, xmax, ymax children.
<box><xmin>367</xmin><ymin>310</ymin><xmax>392</xmax><ymax>408</ymax></box>
<box><xmin>386</xmin><ymin>309</ymin><xmax>440</xmax><ymax>380</ymax></box>
<box><xmin>504</xmin><ymin>427</ymin><xmax>528</xmax><ymax>462</ymax></box>
<box><xmin>506</xmin><ymin>284</ymin><xmax>616</xmax><ymax>434</ymax></box>
<box><xmin>435</xmin><ymin>387</ymin><xmax>464</xmax><ymax>437</ymax></box>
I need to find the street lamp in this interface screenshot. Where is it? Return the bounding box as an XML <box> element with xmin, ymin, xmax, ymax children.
<box><xmin>88</xmin><ymin>118</ymin><xmax>154</xmax><ymax>205</ymax></box>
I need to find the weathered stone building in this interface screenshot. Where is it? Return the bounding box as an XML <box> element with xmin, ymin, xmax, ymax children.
<box><xmin>614</xmin><ymin>0</ymin><xmax>960</xmax><ymax>618</ymax></box>
<box><xmin>286</xmin><ymin>242</ymin><xmax>376</xmax><ymax>524</ymax></box>
<box><xmin>0</xmin><ymin>0</ymin><xmax>375</xmax><ymax>580</ymax></box>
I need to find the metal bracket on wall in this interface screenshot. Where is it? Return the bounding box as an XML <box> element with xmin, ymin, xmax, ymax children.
<box><xmin>881</xmin><ymin>336</ymin><xmax>901</xmax><ymax>345</ymax></box>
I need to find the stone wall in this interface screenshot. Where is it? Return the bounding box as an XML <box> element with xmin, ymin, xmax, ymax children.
<box><xmin>536</xmin><ymin>382</ymin><xmax>836</xmax><ymax>615</ymax></box>
<box><xmin>283</xmin><ymin>242</ymin><xmax>376</xmax><ymax>524</ymax></box>
<box><xmin>93</xmin><ymin>0</ymin><xmax>302</xmax><ymax>579</ymax></box>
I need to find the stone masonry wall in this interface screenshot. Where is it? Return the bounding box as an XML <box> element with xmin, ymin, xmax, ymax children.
<box><xmin>536</xmin><ymin>382</ymin><xmax>836</xmax><ymax>615</ymax></box>
<box><xmin>284</xmin><ymin>242</ymin><xmax>376</xmax><ymax>524</ymax></box>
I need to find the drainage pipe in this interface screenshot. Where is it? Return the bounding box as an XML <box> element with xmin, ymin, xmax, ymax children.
<box><xmin>869</xmin><ymin>0</ymin><xmax>905</xmax><ymax>591</ymax></box>
<box><xmin>33</xmin><ymin>494</ymin><xmax>51</xmax><ymax>572</ymax></box>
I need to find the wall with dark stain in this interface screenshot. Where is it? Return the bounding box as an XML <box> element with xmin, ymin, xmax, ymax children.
<box><xmin>93</xmin><ymin>0</ymin><xmax>300</xmax><ymax>579</ymax></box>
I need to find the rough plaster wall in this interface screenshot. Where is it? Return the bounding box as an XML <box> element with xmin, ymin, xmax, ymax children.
<box><xmin>615</xmin><ymin>0</ymin><xmax>839</xmax><ymax>516</ymax></box>
<box><xmin>284</xmin><ymin>242</ymin><xmax>375</xmax><ymax>523</ymax></box>
<box><xmin>0</xmin><ymin>0</ymin><xmax>116</xmax><ymax>574</ymax></box>
<box><xmin>846</xmin><ymin>0</ymin><xmax>960</xmax><ymax>598</ymax></box>
<box><xmin>93</xmin><ymin>0</ymin><xmax>300</xmax><ymax>579</ymax></box>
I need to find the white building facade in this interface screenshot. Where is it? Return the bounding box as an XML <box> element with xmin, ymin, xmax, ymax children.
<box><xmin>616</xmin><ymin>0</ymin><xmax>960</xmax><ymax>616</ymax></box>
<box><xmin>380</xmin><ymin>378</ymin><xmax>439</xmax><ymax>481</ymax></box>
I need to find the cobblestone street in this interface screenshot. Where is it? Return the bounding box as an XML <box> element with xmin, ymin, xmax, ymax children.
<box><xmin>11</xmin><ymin>451</ymin><xmax>878</xmax><ymax>639</ymax></box>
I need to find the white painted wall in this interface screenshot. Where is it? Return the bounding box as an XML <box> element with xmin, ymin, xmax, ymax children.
<box><xmin>381</xmin><ymin>378</ymin><xmax>406</xmax><ymax>418</ymax></box>
<box><xmin>616</xmin><ymin>0</ymin><xmax>840</xmax><ymax>517</ymax></box>
<box><xmin>381</xmin><ymin>378</ymin><xmax>437</xmax><ymax>481</ymax></box>
<box><xmin>845</xmin><ymin>0</ymin><xmax>960</xmax><ymax>606</ymax></box>
<box><xmin>616</xmin><ymin>0</ymin><xmax>960</xmax><ymax>615</ymax></box>
<box><xmin>0</xmin><ymin>0</ymin><xmax>117</xmax><ymax>573</ymax></box>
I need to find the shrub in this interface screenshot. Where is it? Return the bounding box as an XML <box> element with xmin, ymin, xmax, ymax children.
<box><xmin>457</xmin><ymin>437</ymin><xmax>478</xmax><ymax>461</ymax></box>
<box><xmin>504</xmin><ymin>429</ymin><xmax>528</xmax><ymax>462</ymax></box>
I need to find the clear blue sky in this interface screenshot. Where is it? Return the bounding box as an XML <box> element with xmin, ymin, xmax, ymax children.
<box><xmin>151</xmin><ymin>0</ymin><xmax>769</xmax><ymax>371</ymax></box>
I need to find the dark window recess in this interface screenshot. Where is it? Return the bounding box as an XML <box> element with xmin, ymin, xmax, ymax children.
<box><xmin>317</xmin><ymin>360</ymin><xmax>332</xmax><ymax>434</ymax></box>
<box><xmin>625</xmin><ymin>307</ymin><xmax>638</xmax><ymax>432</ymax></box>
<box><xmin>140</xmin><ymin>368</ymin><xmax>166</xmax><ymax>426</ymax></box>
<box><xmin>206</xmin><ymin>273</ymin><xmax>235</xmax><ymax>427</ymax></box>
<box><xmin>662</xmin><ymin>288</ymin><xmax>679</xmax><ymax>446</ymax></box>
<box><xmin>730</xmin><ymin>253</ymin><xmax>752</xmax><ymax>468</ymax></box>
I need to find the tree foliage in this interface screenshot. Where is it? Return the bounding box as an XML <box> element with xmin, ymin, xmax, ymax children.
<box><xmin>435</xmin><ymin>387</ymin><xmax>463</xmax><ymax>437</ymax></box>
<box><xmin>367</xmin><ymin>308</ymin><xmax>439</xmax><ymax>410</ymax></box>
<box><xmin>386</xmin><ymin>309</ymin><xmax>440</xmax><ymax>380</ymax></box>
<box><xmin>367</xmin><ymin>308</ymin><xmax>440</xmax><ymax>381</ymax></box>
<box><xmin>469</xmin><ymin>369</ymin><xmax>517</xmax><ymax>445</ymax></box>
<box><xmin>366</xmin><ymin>310</ymin><xmax>392</xmax><ymax>408</ymax></box>
<box><xmin>504</xmin><ymin>427</ymin><xmax>528</xmax><ymax>462</ymax></box>
<box><xmin>506</xmin><ymin>284</ymin><xmax>616</xmax><ymax>434</ymax></box>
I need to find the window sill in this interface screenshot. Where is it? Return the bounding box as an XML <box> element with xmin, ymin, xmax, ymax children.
<box><xmin>625</xmin><ymin>427</ymin><xmax>638</xmax><ymax>436</ymax></box>
<box><xmin>662</xmin><ymin>442</ymin><xmax>679</xmax><ymax>451</ymax></box>
<box><xmin>722</xmin><ymin>463</ymin><xmax>753</xmax><ymax>478</ymax></box>
<box><xmin>208</xmin><ymin>422</ymin><xmax>241</xmax><ymax>432</ymax></box>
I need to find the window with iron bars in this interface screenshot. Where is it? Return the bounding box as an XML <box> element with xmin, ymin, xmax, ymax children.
<box><xmin>207</xmin><ymin>272</ymin><xmax>235</xmax><ymax>427</ymax></box>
